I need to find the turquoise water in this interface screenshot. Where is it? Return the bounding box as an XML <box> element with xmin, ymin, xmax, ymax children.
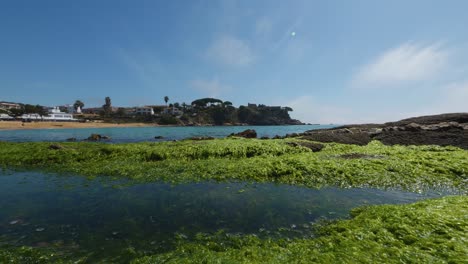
<box><xmin>0</xmin><ymin>124</ymin><xmax>335</xmax><ymax>142</ymax></box>
<box><xmin>0</xmin><ymin>171</ymin><xmax>447</xmax><ymax>262</ymax></box>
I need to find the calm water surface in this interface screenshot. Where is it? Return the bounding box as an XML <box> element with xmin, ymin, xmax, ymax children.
<box><xmin>0</xmin><ymin>124</ymin><xmax>335</xmax><ymax>142</ymax></box>
<box><xmin>0</xmin><ymin>171</ymin><xmax>448</xmax><ymax>262</ymax></box>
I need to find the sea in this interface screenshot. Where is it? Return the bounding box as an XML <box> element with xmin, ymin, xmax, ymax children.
<box><xmin>0</xmin><ymin>124</ymin><xmax>336</xmax><ymax>143</ymax></box>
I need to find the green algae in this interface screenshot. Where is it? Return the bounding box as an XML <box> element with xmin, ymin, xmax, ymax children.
<box><xmin>131</xmin><ymin>196</ymin><xmax>467</xmax><ymax>264</ymax></box>
<box><xmin>0</xmin><ymin>139</ymin><xmax>466</xmax><ymax>192</ymax></box>
<box><xmin>2</xmin><ymin>196</ymin><xmax>466</xmax><ymax>263</ymax></box>
<box><xmin>0</xmin><ymin>139</ymin><xmax>467</xmax><ymax>263</ymax></box>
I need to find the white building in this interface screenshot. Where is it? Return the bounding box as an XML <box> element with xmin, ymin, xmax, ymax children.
<box><xmin>135</xmin><ymin>107</ymin><xmax>154</xmax><ymax>115</ymax></box>
<box><xmin>162</xmin><ymin>107</ymin><xmax>183</xmax><ymax>116</ymax></box>
<box><xmin>0</xmin><ymin>114</ymin><xmax>14</xmax><ymax>120</ymax></box>
<box><xmin>44</xmin><ymin>107</ymin><xmax>76</xmax><ymax>121</ymax></box>
<box><xmin>0</xmin><ymin>102</ymin><xmax>21</xmax><ymax>110</ymax></box>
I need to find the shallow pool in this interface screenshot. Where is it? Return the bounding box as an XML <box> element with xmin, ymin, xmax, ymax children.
<box><xmin>0</xmin><ymin>171</ymin><xmax>449</xmax><ymax>262</ymax></box>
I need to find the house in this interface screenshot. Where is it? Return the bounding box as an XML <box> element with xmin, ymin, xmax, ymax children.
<box><xmin>135</xmin><ymin>106</ymin><xmax>154</xmax><ymax>115</ymax></box>
<box><xmin>0</xmin><ymin>102</ymin><xmax>21</xmax><ymax>110</ymax></box>
<box><xmin>162</xmin><ymin>107</ymin><xmax>182</xmax><ymax>116</ymax></box>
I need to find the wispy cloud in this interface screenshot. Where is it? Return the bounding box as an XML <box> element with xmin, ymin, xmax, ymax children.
<box><xmin>353</xmin><ymin>42</ymin><xmax>449</xmax><ymax>88</ymax></box>
<box><xmin>205</xmin><ymin>35</ymin><xmax>254</xmax><ymax>67</ymax></box>
<box><xmin>190</xmin><ymin>78</ymin><xmax>231</xmax><ymax>98</ymax></box>
<box><xmin>115</xmin><ymin>47</ymin><xmax>164</xmax><ymax>85</ymax></box>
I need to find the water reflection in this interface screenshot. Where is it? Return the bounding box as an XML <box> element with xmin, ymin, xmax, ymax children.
<box><xmin>0</xmin><ymin>171</ymin><xmax>447</xmax><ymax>261</ymax></box>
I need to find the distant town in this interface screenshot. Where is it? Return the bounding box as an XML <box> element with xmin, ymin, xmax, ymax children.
<box><xmin>0</xmin><ymin>97</ymin><xmax>303</xmax><ymax>126</ymax></box>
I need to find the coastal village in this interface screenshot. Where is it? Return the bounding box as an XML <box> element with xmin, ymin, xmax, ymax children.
<box><xmin>0</xmin><ymin>97</ymin><xmax>302</xmax><ymax>126</ymax></box>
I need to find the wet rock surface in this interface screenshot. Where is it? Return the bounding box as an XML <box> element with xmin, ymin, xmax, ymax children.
<box><xmin>301</xmin><ymin>113</ymin><xmax>468</xmax><ymax>149</ymax></box>
<box><xmin>229</xmin><ymin>129</ymin><xmax>257</xmax><ymax>138</ymax></box>
<box><xmin>287</xmin><ymin>141</ymin><xmax>324</xmax><ymax>152</ymax></box>
<box><xmin>86</xmin><ymin>134</ymin><xmax>111</xmax><ymax>141</ymax></box>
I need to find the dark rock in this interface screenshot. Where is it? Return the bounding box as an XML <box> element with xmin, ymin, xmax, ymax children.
<box><xmin>48</xmin><ymin>144</ymin><xmax>63</xmax><ymax>150</ymax></box>
<box><xmin>300</xmin><ymin>131</ymin><xmax>371</xmax><ymax>145</ymax></box>
<box><xmin>87</xmin><ymin>134</ymin><xmax>110</xmax><ymax>141</ymax></box>
<box><xmin>302</xmin><ymin>113</ymin><xmax>468</xmax><ymax>149</ymax></box>
<box><xmin>404</xmin><ymin>123</ymin><xmax>421</xmax><ymax>132</ymax></box>
<box><xmin>229</xmin><ymin>129</ymin><xmax>257</xmax><ymax>138</ymax></box>
<box><xmin>87</xmin><ymin>134</ymin><xmax>102</xmax><ymax>141</ymax></box>
<box><xmin>66</xmin><ymin>137</ymin><xmax>77</xmax><ymax>142</ymax></box>
<box><xmin>285</xmin><ymin>133</ymin><xmax>299</xmax><ymax>138</ymax></box>
<box><xmin>154</xmin><ymin>136</ymin><xmax>164</xmax><ymax>139</ymax></box>
<box><xmin>287</xmin><ymin>141</ymin><xmax>324</xmax><ymax>152</ymax></box>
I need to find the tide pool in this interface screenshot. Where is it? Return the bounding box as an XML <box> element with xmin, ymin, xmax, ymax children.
<box><xmin>0</xmin><ymin>171</ymin><xmax>448</xmax><ymax>262</ymax></box>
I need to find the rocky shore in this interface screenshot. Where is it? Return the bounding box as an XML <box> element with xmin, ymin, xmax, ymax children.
<box><xmin>299</xmin><ymin>113</ymin><xmax>468</xmax><ymax>149</ymax></box>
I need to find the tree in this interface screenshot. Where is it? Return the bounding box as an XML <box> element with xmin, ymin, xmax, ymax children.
<box><xmin>164</xmin><ymin>96</ymin><xmax>169</xmax><ymax>106</ymax></box>
<box><xmin>74</xmin><ymin>100</ymin><xmax>84</xmax><ymax>111</ymax></box>
<box><xmin>191</xmin><ymin>98</ymin><xmax>223</xmax><ymax>108</ymax></box>
<box><xmin>173</xmin><ymin>102</ymin><xmax>180</xmax><ymax>108</ymax></box>
<box><xmin>102</xmin><ymin>97</ymin><xmax>112</xmax><ymax>115</ymax></box>
<box><xmin>116</xmin><ymin>107</ymin><xmax>126</xmax><ymax>117</ymax></box>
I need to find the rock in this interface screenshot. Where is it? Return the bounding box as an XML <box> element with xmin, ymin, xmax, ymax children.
<box><xmin>48</xmin><ymin>144</ymin><xmax>63</xmax><ymax>150</ymax></box>
<box><xmin>405</xmin><ymin>123</ymin><xmax>422</xmax><ymax>131</ymax></box>
<box><xmin>154</xmin><ymin>136</ymin><xmax>164</xmax><ymax>139</ymax></box>
<box><xmin>432</xmin><ymin>122</ymin><xmax>463</xmax><ymax>131</ymax></box>
<box><xmin>35</xmin><ymin>227</ymin><xmax>45</xmax><ymax>232</ymax></box>
<box><xmin>9</xmin><ymin>220</ymin><xmax>20</xmax><ymax>225</ymax></box>
<box><xmin>66</xmin><ymin>137</ymin><xmax>77</xmax><ymax>142</ymax></box>
<box><xmin>273</xmin><ymin>135</ymin><xmax>283</xmax><ymax>139</ymax></box>
<box><xmin>287</xmin><ymin>142</ymin><xmax>324</xmax><ymax>152</ymax></box>
<box><xmin>87</xmin><ymin>134</ymin><xmax>110</xmax><ymax>141</ymax></box>
<box><xmin>229</xmin><ymin>129</ymin><xmax>257</xmax><ymax>138</ymax></box>
<box><xmin>260</xmin><ymin>136</ymin><xmax>270</xmax><ymax>140</ymax></box>
<box><xmin>87</xmin><ymin>134</ymin><xmax>102</xmax><ymax>141</ymax></box>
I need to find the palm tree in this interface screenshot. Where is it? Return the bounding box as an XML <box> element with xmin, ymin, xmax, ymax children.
<box><xmin>164</xmin><ymin>96</ymin><xmax>169</xmax><ymax>106</ymax></box>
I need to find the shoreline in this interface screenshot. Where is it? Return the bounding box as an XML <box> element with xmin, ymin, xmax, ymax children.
<box><xmin>0</xmin><ymin>121</ymin><xmax>159</xmax><ymax>130</ymax></box>
<box><xmin>0</xmin><ymin>121</ymin><xmax>312</xmax><ymax>131</ymax></box>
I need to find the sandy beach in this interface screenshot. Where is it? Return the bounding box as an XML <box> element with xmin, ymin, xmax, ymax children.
<box><xmin>0</xmin><ymin>121</ymin><xmax>157</xmax><ymax>130</ymax></box>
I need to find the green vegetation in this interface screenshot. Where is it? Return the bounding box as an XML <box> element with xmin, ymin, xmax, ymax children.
<box><xmin>1</xmin><ymin>196</ymin><xmax>466</xmax><ymax>263</ymax></box>
<box><xmin>0</xmin><ymin>139</ymin><xmax>466</xmax><ymax>192</ymax></box>
<box><xmin>0</xmin><ymin>139</ymin><xmax>467</xmax><ymax>262</ymax></box>
<box><xmin>132</xmin><ymin>195</ymin><xmax>467</xmax><ymax>264</ymax></box>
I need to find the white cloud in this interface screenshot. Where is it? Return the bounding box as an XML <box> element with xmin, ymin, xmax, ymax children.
<box><xmin>206</xmin><ymin>35</ymin><xmax>254</xmax><ymax>67</ymax></box>
<box><xmin>190</xmin><ymin>78</ymin><xmax>231</xmax><ymax>98</ymax></box>
<box><xmin>353</xmin><ymin>43</ymin><xmax>449</xmax><ymax>87</ymax></box>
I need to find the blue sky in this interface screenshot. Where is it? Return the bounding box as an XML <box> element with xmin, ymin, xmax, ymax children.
<box><xmin>1</xmin><ymin>0</ymin><xmax>467</xmax><ymax>123</ymax></box>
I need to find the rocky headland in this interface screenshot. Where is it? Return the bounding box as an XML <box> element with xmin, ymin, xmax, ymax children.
<box><xmin>299</xmin><ymin>113</ymin><xmax>468</xmax><ymax>149</ymax></box>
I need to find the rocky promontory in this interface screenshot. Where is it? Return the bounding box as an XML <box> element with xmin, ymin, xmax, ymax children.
<box><xmin>299</xmin><ymin>113</ymin><xmax>468</xmax><ymax>149</ymax></box>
